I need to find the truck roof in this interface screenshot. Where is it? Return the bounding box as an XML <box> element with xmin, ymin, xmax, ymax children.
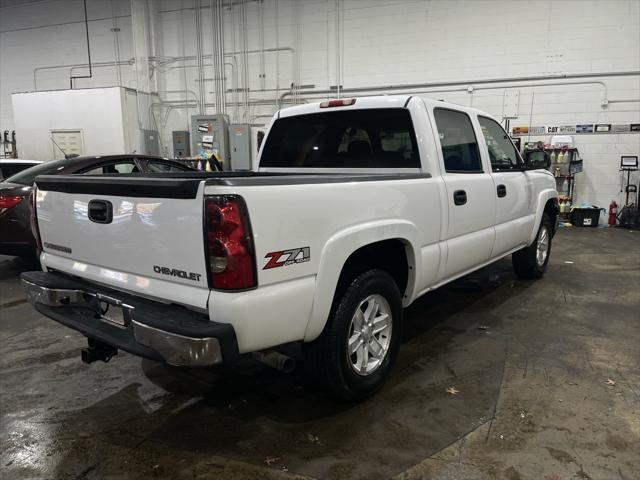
<box><xmin>277</xmin><ymin>94</ymin><xmax>496</xmax><ymax>121</ymax></box>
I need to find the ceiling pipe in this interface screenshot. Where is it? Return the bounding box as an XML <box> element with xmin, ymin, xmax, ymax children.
<box><xmin>210</xmin><ymin>0</ymin><xmax>219</xmax><ymax>112</ymax></box>
<box><xmin>111</xmin><ymin>0</ymin><xmax>123</xmax><ymax>86</ymax></box>
<box><xmin>277</xmin><ymin>70</ymin><xmax>640</xmax><ymax>107</ymax></box>
<box><xmin>156</xmin><ymin>48</ymin><xmax>296</xmax><ymax>68</ymax></box>
<box><xmin>33</xmin><ymin>59</ymin><xmax>134</xmax><ymax>91</ymax></box>
<box><xmin>258</xmin><ymin>0</ymin><xmax>266</xmax><ymax>91</ymax></box>
<box><xmin>217</xmin><ymin>0</ymin><xmax>227</xmax><ymax>114</ymax></box>
<box><xmin>240</xmin><ymin>0</ymin><xmax>250</xmax><ymax>121</ymax></box>
<box><xmin>607</xmin><ymin>99</ymin><xmax>640</xmax><ymax>104</ymax></box>
<box><xmin>157</xmin><ymin>1</ymin><xmax>261</xmax><ymax>14</ymax></box>
<box><xmin>154</xmin><ymin>89</ymin><xmax>200</xmax><ymax>103</ymax></box>
<box><xmin>69</xmin><ymin>0</ymin><xmax>93</xmax><ymax>89</ymax></box>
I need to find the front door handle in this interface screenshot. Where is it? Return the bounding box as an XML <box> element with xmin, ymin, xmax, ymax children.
<box><xmin>453</xmin><ymin>190</ymin><xmax>467</xmax><ymax>206</ymax></box>
<box><xmin>497</xmin><ymin>184</ymin><xmax>507</xmax><ymax>198</ymax></box>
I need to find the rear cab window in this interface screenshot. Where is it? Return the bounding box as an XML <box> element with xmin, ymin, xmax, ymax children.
<box><xmin>260</xmin><ymin>108</ymin><xmax>420</xmax><ymax>169</ymax></box>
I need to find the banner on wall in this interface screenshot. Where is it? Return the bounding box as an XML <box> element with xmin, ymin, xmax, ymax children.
<box><xmin>511</xmin><ymin>123</ymin><xmax>639</xmax><ymax>136</ymax></box>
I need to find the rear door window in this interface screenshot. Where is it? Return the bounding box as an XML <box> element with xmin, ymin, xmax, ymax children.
<box><xmin>81</xmin><ymin>161</ymin><xmax>139</xmax><ymax>175</ymax></box>
<box><xmin>433</xmin><ymin>108</ymin><xmax>483</xmax><ymax>173</ymax></box>
<box><xmin>146</xmin><ymin>160</ymin><xmax>192</xmax><ymax>173</ymax></box>
<box><xmin>260</xmin><ymin>108</ymin><xmax>420</xmax><ymax>168</ymax></box>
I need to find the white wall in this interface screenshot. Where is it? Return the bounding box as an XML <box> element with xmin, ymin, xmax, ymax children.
<box><xmin>1</xmin><ymin>0</ymin><xmax>639</xmax><ymax>207</ymax></box>
<box><xmin>0</xmin><ymin>0</ymin><xmax>135</xmax><ymax>127</ymax></box>
<box><xmin>12</xmin><ymin>88</ymin><xmax>129</xmax><ymax>159</ymax></box>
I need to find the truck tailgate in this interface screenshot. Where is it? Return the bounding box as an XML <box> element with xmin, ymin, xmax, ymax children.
<box><xmin>34</xmin><ymin>175</ymin><xmax>210</xmax><ymax>309</ymax></box>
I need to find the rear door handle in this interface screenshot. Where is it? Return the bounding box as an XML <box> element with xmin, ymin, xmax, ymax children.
<box><xmin>453</xmin><ymin>190</ymin><xmax>467</xmax><ymax>206</ymax></box>
<box><xmin>497</xmin><ymin>184</ymin><xmax>507</xmax><ymax>198</ymax></box>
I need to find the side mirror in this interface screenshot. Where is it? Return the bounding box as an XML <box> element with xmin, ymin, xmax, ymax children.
<box><xmin>524</xmin><ymin>150</ymin><xmax>550</xmax><ymax>170</ymax></box>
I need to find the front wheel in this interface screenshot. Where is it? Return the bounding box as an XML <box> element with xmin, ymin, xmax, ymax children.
<box><xmin>302</xmin><ymin>269</ymin><xmax>403</xmax><ymax>401</ymax></box>
<box><xmin>512</xmin><ymin>213</ymin><xmax>554</xmax><ymax>279</ymax></box>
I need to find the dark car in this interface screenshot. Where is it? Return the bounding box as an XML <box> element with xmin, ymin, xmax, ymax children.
<box><xmin>0</xmin><ymin>159</ymin><xmax>42</xmax><ymax>181</ymax></box>
<box><xmin>0</xmin><ymin>155</ymin><xmax>194</xmax><ymax>256</ymax></box>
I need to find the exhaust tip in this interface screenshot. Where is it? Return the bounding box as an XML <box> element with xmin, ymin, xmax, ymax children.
<box><xmin>254</xmin><ymin>350</ymin><xmax>295</xmax><ymax>374</ymax></box>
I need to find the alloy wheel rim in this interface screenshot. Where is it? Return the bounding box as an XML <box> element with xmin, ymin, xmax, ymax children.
<box><xmin>346</xmin><ymin>294</ymin><xmax>392</xmax><ymax>376</ymax></box>
<box><xmin>536</xmin><ymin>226</ymin><xmax>550</xmax><ymax>266</ymax></box>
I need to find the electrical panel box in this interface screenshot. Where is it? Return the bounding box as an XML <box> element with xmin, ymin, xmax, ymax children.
<box><xmin>142</xmin><ymin>129</ymin><xmax>160</xmax><ymax>156</ymax></box>
<box><xmin>502</xmin><ymin>90</ymin><xmax>520</xmax><ymax>119</ymax></box>
<box><xmin>190</xmin><ymin>114</ymin><xmax>229</xmax><ymax>169</ymax></box>
<box><xmin>172</xmin><ymin>130</ymin><xmax>190</xmax><ymax>158</ymax></box>
<box><xmin>229</xmin><ymin>124</ymin><xmax>252</xmax><ymax>171</ymax></box>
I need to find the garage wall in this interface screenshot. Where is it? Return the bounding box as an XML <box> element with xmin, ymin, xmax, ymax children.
<box><xmin>0</xmin><ymin>0</ymin><xmax>135</xmax><ymax>129</ymax></box>
<box><xmin>1</xmin><ymin>0</ymin><xmax>638</xmax><ymax>207</ymax></box>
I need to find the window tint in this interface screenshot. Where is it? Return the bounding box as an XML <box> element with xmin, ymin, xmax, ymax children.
<box><xmin>260</xmin><ymin>108</ymin><xmax>420</xmax><ymax>168</ymax></box>
<box><xmin>146</xmin><ymin>160</ymin><xmax>191</xmax><ymax>173</ymax></box>
<box><xmin>4</xmin><ymin>159</ymin><xmax>74</xmax><ymax>185</ymax></box>
<box><xmin>433</xmin><ymin>108</ymin><xmax>482</xmax><ymax>173</ymax></box>
<box><xmin>81</xmin><ymin>161</ymin><xmax>138</xmax><ymax>175</ymax></box>
<box><xmin>478</xmin><ymin>116</ymin><xmax>520</xmax><ymax>171</ymax></box>
<box><xmin>0</xmin><ymin>165</ymin><xmax>25</xmax><ymax>179</ymax></box>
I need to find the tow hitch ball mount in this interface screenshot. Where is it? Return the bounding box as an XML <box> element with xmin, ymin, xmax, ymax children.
<box><xmin>81</xmin><ymin>338</ymin><xmax>118</xmax><ymax>364</ymax></box>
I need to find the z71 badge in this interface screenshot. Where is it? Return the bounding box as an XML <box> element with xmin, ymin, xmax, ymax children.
<box><xmin>263</xmin><ymin>247</ymin><xmax>310</xmax><ymax>270</ymax></box>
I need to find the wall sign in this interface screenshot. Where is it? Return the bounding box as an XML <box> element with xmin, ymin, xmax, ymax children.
<box><xmin>612</xmin><ymin>125</ymin><xmax>631</xmax><ymax>133</ymax></box>
<box><xmin>512</xmin><ymin>123</ymin><xmax>638</xmax><ymax>136</ymax></box>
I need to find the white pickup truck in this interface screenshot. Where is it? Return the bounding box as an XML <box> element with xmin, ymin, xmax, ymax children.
<box><xmin>23</xmin><ymin>96</ymin><xmax>558</xmax><ymax>401</ymax></box>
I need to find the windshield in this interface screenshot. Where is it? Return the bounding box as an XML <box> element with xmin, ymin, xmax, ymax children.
<box><xmin>4</xmin><ymin>159</ymin><xmax>74</xmax><ymax>185</ymax></box>
<box><xmin>260</xmin><ymin>108</ymin><xmax>420</xmax><ymax>168</ymax></box>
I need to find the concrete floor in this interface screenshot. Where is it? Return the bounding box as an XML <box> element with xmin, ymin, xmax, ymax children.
<box><xmin>1</xmin><ymin>228</ymin><xmax>638</xmax><ymax>480</ymax></box>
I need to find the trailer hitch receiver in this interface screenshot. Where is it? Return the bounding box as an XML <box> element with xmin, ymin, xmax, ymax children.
<box><xmin>81</xmin><ymin>338</ymin><xmax>118</xmax><ymax>364</ymax></box>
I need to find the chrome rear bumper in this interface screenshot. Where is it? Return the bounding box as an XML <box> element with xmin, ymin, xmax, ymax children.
<box><xmin>22</xmin><ymin>276</ymin><xmax>229</xmax><ymax>367</ymax></box>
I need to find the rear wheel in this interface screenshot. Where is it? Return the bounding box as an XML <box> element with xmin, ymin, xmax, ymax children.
<box><xmin>303</xmin><ymin>269</ymin><xmax>402</xmax><ymax>401</ymax></box>
<box><xmin>512</xmin><ymin>213</ymin><xmax>554</xmax><ymax>279</ymax></box>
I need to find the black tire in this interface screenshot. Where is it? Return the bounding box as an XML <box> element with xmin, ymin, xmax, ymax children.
<box><xmin>512</xmin><ymin>213</ymin><xmax>554</xmax><ymax>279</ymax></box>
<box><xmin>302</xmin><ymin>269</ymin><xmax>403</xmax><ymax>402</ymax></box>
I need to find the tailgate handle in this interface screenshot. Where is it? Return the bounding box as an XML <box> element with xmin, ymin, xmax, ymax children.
<box><xmin>88</xmin><ymin>200</ymin><xmax>113</xmax><ymax>224</ymax></box>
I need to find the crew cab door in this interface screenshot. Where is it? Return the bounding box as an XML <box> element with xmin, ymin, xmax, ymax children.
<box><xmin>477</xmin><ymin>116</ymin><xmax>534</xmax><ymax>256</ymax></box>
<box><xmin>431</xmin><ymin>107</ymin><xmax>496</xmax><ymax>279</ymax></box>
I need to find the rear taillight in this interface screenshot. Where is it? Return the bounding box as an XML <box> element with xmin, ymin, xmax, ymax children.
<box><xmin>320</xmin><ymin>98</ymin><xmax>356</xmax><ymax>108</ymax></box>
<box><xmin>0</xmin><ymin>195</ymin><xmax>22</xmax><ymax>215</ymax></box>
<box><xmin>29</xmin><ymin>189</ymin><xmax>43</xmax><ymax>251</ymax></box>
<box><xmin>205</xmin><ymin>195</ymin><xmax>256</xmax><ymax>290</ymax></box>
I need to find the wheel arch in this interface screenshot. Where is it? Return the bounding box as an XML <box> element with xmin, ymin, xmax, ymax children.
<box><xmin>528</xmin><ymin>189</ymin><xmax>559</xmax><ymax>245</ymax></box>
<box><xmin>303</xmin><ymin>220</ymin><xmax>420</xmax><ymax>342</ymax></box>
